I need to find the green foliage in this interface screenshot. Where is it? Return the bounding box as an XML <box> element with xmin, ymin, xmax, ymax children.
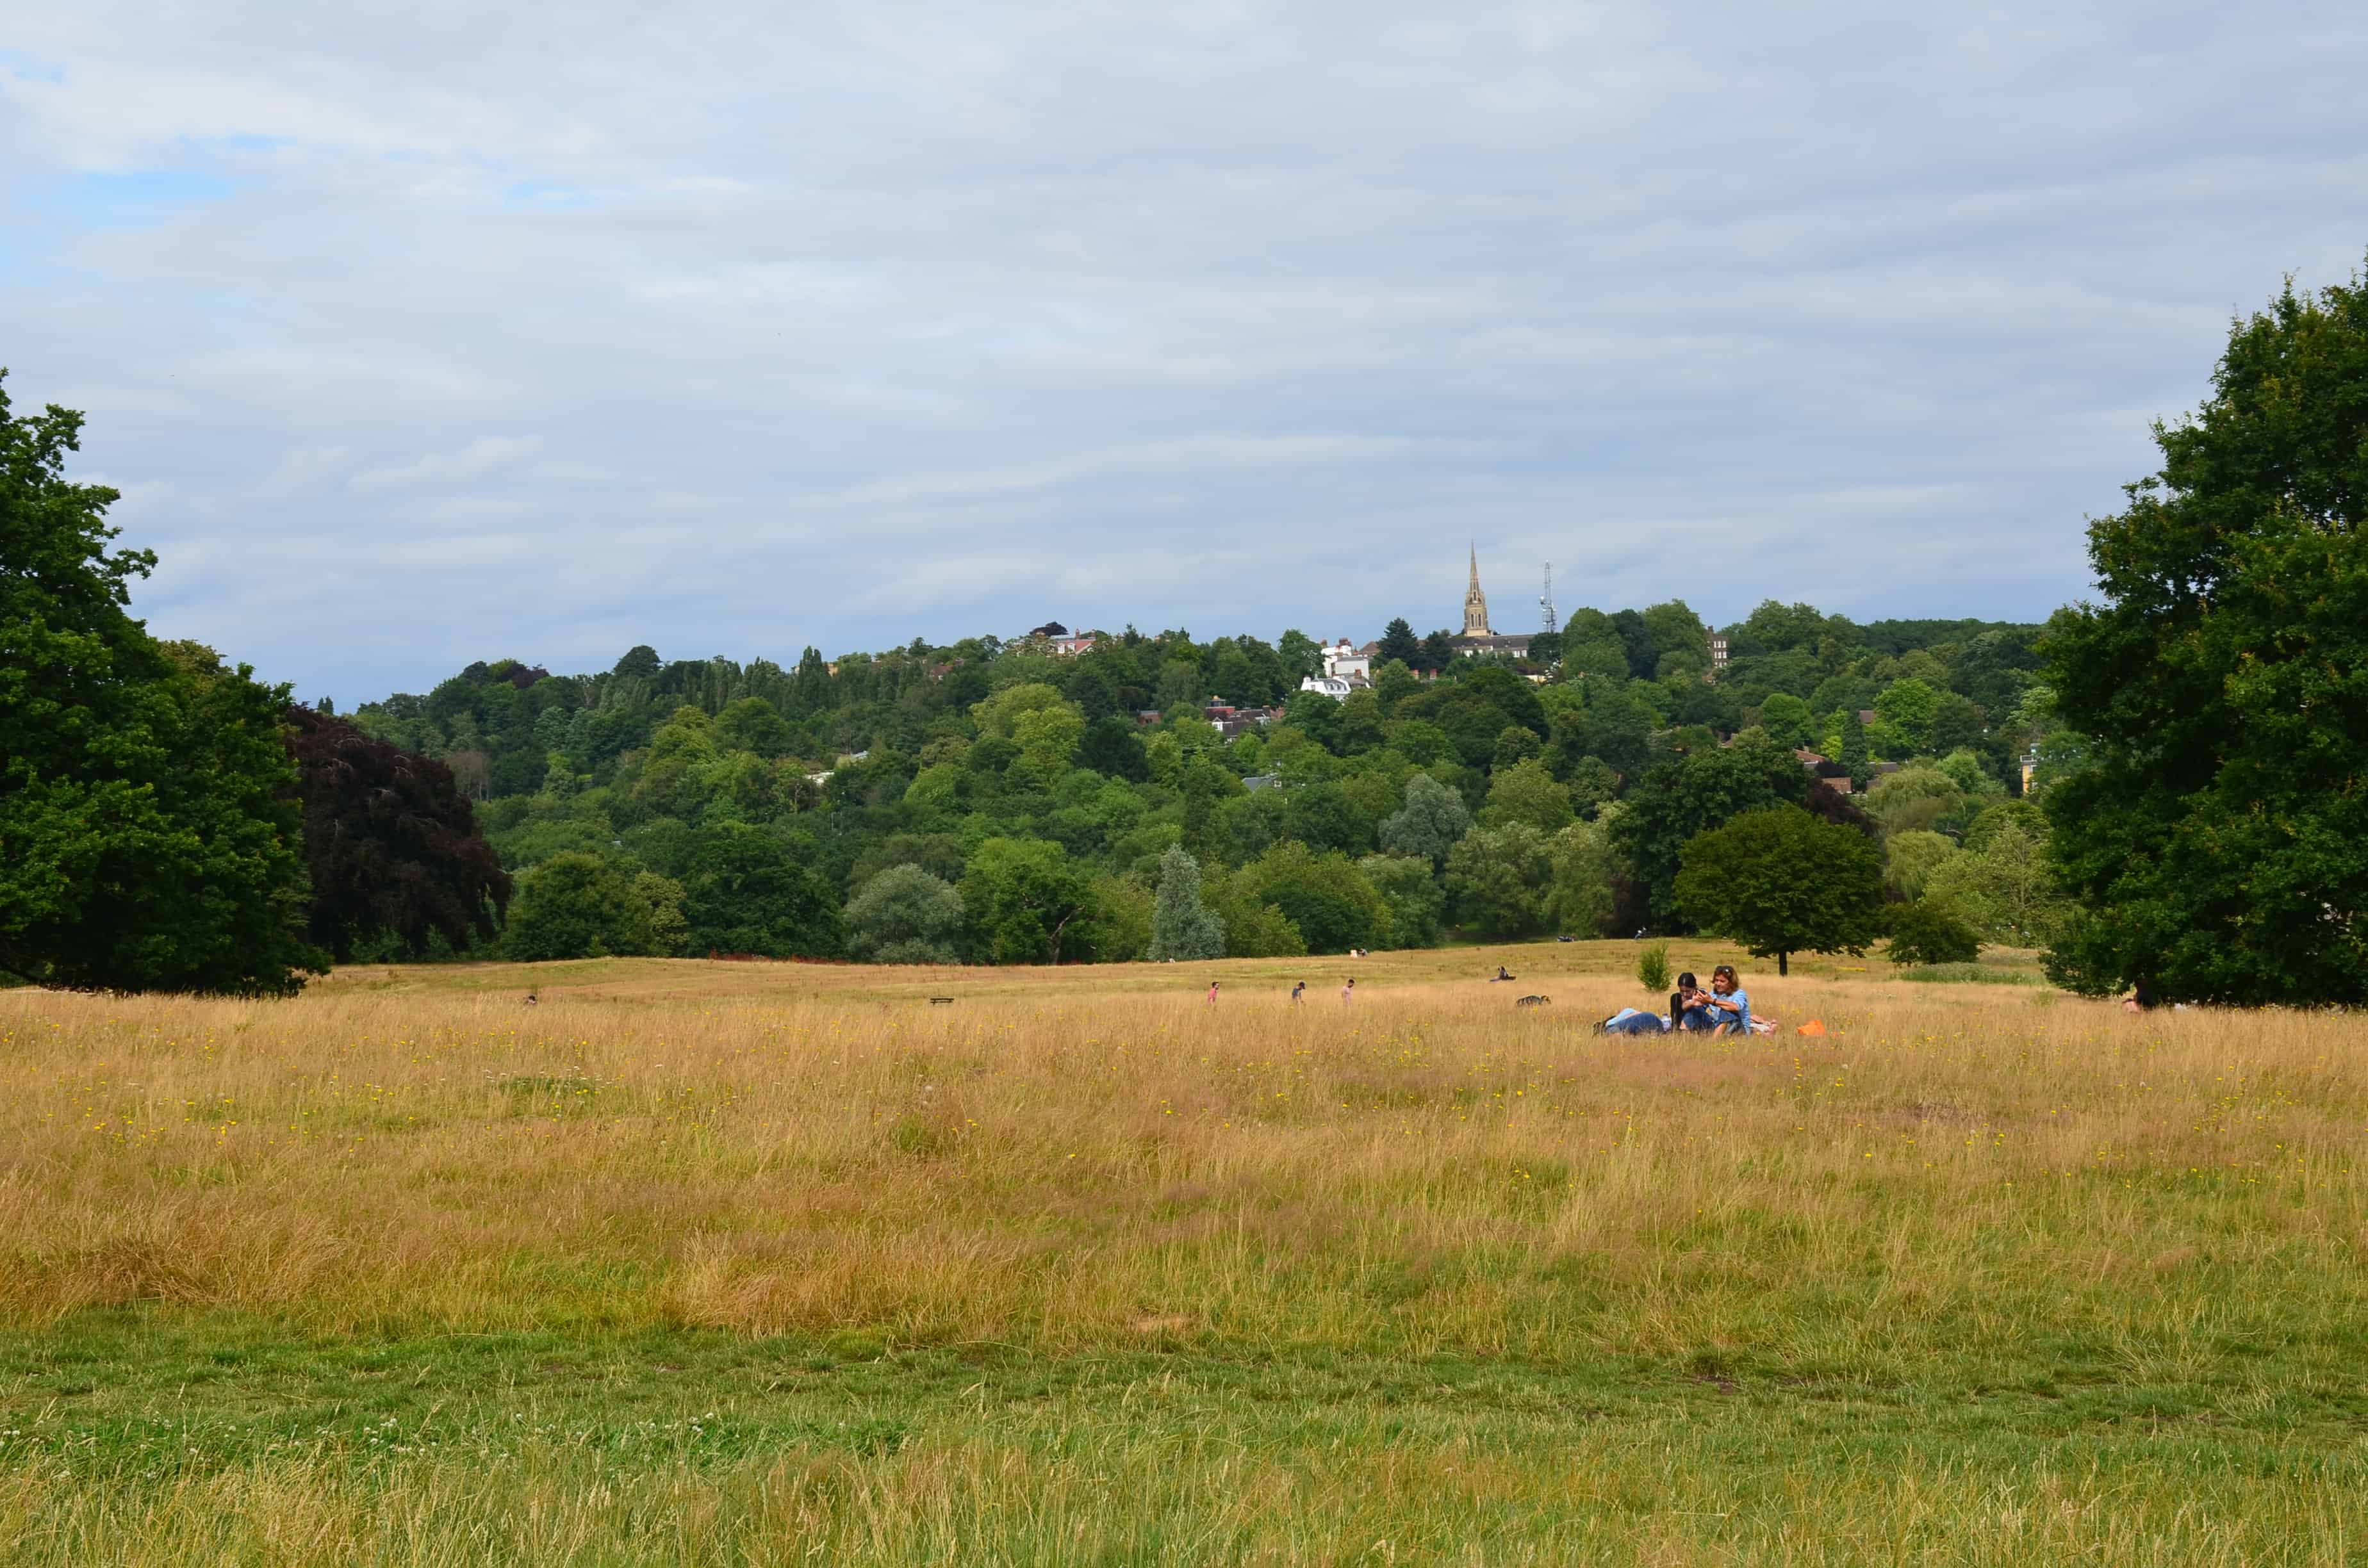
<box><xmin>1203</xmin><ymin>869</ymin><xmax>1308</xmax><ymax>958</ymax></box>
<box><xmin>960</xmin><ymin>838</ymin><xmax>1099</xmax><ymax>964</ymax></box>
<box><xmin>1240</xmin><ymin>842</ymin><xmax>1385</xmax><ymax>955</ymax></box>
<box><xmin>678</xmin><ymin>824</ymin><xmax>844</xmax><ymax>958</ymax></box>
<box><xmin>1608</xmin><ymin>733</ymin><xmax>1809</xmax><ymax>927</ymax></box>
<box><xmin>1479</xmin><ymin>757</ymin><xmax>1574</xmax><ymax>835</ymax></box>
<box><xmin>1636</xmin><ymin>941</ymin><xmax>1671</xmax><ymax>993</ymax></box>
<box><xmin>1883</xmin><ymin>829</ymin><xmax>1959</xmax><ymax>901</ymax></box>
<box><xmin>1863</xmin><ymin>767</ymin><xmax>1964</xmax><ymax>838</ymax></box>
<box><xmin>0</xmin><ymin>382</ymin><xmax>324</xmax><ymax>994</ymax></box>
<box><xmin>1358</xmin><ymin>853</ymin><xmax>1445</xmax><ymax>949</ymax></box>
<box><xmin>1885</xmin><ymin>901</ymin><xmax>1982</xmax><ymax>966</ymax></box>
<box><xmin>1873</xmin><ymin>678</ymin><xmax>1939</xmax><ymax>756</ymax></box>
<box><xmin>1377</xmin><ymin>773</ymin><xmax>1472</xmax><ymax>870</ymax></box>
<box><xmin>1673</xmin><ymin>805</ymin><xmax>1886</xmax><ymax>974</ymax></box>
<box><xmin>845</xmin><ymin>864</ymin><xmax>966</xmax><ymax>964</ymax></box>
<box><xmin>1544</xmin><ymin>821</ymin><xmax>1618</xmax><ymax>938</ymax></box>
<box><xmin>1445</xmin><ymin>823</ymin><xmax>1554</xmax><ymax>939</ymax></box>
<box><xmin>1924</xmin><ymin>817</ymin><xmax>2067</xmax><ymax>947</ymax></box>
<box><xmin>504</xmin><ymin>853</ymin><xmax>686</xmax><ymax>961</ymax></box>
<box><xmin>1147</xmin><ymin>846</ymin><xmax>1226</xmax><ymax>961</ymax></box>
<box><xmin>2043</xmin><ymin>263</ymin><xmax>2368</xmax><ymax>1004</ymax></box>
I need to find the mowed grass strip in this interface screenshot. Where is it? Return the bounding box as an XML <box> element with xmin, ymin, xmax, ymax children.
<box><xmin>1</xmin><ymin>943</ymin><xmax>2363</xmax><ymax>1562</ymax></box>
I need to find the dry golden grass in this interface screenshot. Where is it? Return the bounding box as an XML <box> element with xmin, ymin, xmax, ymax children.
<box><xmin>3</xmin><ymin>942</ymin><xmax>2364</xmax><ymax>1563</ymax></box>
<box><xmin>3</xmin><ymin>943</ymin><xmax>2359</xmax><ymax>1356</ymax></box>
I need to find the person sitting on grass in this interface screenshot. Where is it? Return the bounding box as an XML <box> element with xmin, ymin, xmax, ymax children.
<box><xmin>1700</xmin><ymin>964</ymin><xmax>1752</xmax><ymax>1035</ymax></box>
<box><xmin>1670</xmin><ymin>972</ymin><xmax>1718</xmax><ymax>1032</ymax></box>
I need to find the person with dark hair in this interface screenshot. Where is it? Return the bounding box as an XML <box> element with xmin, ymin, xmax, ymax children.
<box><xmin>1670</xmin><ymin>971</ymin><xmax>1716</xmax><ymax>1032</ymax></box>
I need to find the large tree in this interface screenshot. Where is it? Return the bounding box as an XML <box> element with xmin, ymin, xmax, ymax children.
<box><xmin>961</xmin><ymin>837</ymin><xmax>1099</xmax><ymax>963</ymax></box>
<box><xmin>1673</xmin><ymin>805</ymin><xmax>1885</xmax><ymax>975</ymax></box>
<box><xmin>285</xmin><ymin>706</ymin><xmax>511</xmax><ymax>960</ymax></box>
<box><xmin>1608</xmin><ymin>733</ymin><xmax>1808</xmax><ymax>927</ymax></box>
<box><xmin>845</xmin><ymin>863</ymin><xmax>966</xmax><ymax>963</ymax></box>
<box><xmin>2042</xmin><ymin>263</ymin><xmax>2368</xmax><ymax>1004</ymax></box>
<box><xmin>0</xmin><ymin>380</ymin><xmax>324</xmax><ymax>993</ymax></box>
<box><xmin>1146</xmin><ymin>845</ymin><xmax>1226</xmax><ymax>960</ymax></box>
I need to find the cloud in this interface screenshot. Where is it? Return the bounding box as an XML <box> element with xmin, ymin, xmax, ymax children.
<box><xmin>1</xmin><ymin>0</ymin><xmax>2363</xmax><ymax>701</ymax></box>
<box><xmin>350</xmin><ymin>437</ymin><xmax>542</xmax><ymax>492</ymax></box>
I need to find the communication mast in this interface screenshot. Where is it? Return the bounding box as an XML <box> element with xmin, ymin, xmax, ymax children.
<box><xmin>1540</xmin><ymin>562</ymin><xmax>1557</xmax><ymax>633</ymax></box>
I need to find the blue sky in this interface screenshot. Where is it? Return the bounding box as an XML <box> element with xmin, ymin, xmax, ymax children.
<box><xmin>4</xmin><ymin>1</ymin><xmax>2364</xmax><ymax>703</ymax></box>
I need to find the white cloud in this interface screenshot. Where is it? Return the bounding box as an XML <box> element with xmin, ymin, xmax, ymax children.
<box><xmin>3</xmin><ymin>0</ymin><xmax>2362</xmax><ymax>699</ymax></box>
<box><xmin>350</xmin><ymin>437</ymin><xmax>542</xmax><ymax>492</ymax></box>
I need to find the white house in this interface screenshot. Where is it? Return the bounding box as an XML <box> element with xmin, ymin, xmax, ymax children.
<box><xmin>1320</xmin><ymin>637</ymin><xmax>1371</xmax><ymax>680</ymax></box>
<box><xmin>1299</xmin><ymin>674</ymin><xmax>1363</xmax><ymax>699</ymax></box>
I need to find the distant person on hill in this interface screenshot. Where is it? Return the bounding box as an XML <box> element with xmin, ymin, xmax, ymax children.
<box><xmin>1340</xmin><ymin>977</ymin><xmax>1355</xmax><ymax>1006</ymax></box>
<box><xmin>1492</xmin><ymin>965</ymin><xmax>1516</xmax><ymax>982</ymax></box>
<box><xmin>1206</xmin><ymin>981</ymin><xmax>1219</xmax><ymax>1006</ymax></box>
<box><xmin>1702</xmin><ymin>965</ymin><xmax>1752</xmax><ymax>1035</ymax></box>
<box><xmin>1291</xmin><ymin>981</ymin><xmax>1304</xmax><ymax>1004</ymax></box>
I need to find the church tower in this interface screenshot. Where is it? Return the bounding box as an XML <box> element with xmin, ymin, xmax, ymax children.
<box><xmin>1462</xmin><ymin>543</ymin><xmax>1492</xmax><ymax>636</ymax></box>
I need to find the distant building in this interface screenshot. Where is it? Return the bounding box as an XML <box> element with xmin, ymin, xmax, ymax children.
<box><xmin>1451</xmin><ymin>546</ymin><xmax>1534</xmax><ymax>659</ymax></box>
<box><xmin>1299</xmin><ymin>674</ymin><xmax>1365</xmax><ymax>699</ymax></box>
<box><xmin>1708</xmin><ymin>633</ymin><xmax>1729</xmax><ymax>676</ymax></box>
<box><xmin>1321</xmin><ymin>637</ymin><xmax>1371</xmax><ymax>680</ymax></box>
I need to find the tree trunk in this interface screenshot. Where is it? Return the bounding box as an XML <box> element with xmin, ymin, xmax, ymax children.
<box><xmin>1777</xmin><ymin>951</ymin><xmax>1789</xmax><ymax>976</ymax></box>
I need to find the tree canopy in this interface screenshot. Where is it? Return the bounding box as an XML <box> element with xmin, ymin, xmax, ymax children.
<box><xmin>1</xmin><ymin>380</ymin><xmax>323</xmax><ymax>993</ymax></box>
<box><xmin>2041</xmin><ymin>263</ymin><xmax>2368</xmax><ymax>1004</ymax></box>
<box><xmin>1673</xmin><ymin>805</ymin><xmax>1885</xmax><ymax>975</ymax></box>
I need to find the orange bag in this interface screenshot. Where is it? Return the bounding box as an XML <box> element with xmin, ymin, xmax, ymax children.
<box><xmin>1795</xmin><ymin>1019</ymin><xmax>1827</xmax><ymax>1037</ymax></box>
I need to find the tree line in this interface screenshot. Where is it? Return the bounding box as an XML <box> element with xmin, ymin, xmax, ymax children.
<box><xmin>6</xmin><ymin>256</ymin><xmax>2366</xmax><ymax>1004</ymax></box>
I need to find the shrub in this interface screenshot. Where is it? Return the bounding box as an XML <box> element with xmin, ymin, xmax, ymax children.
<box><xmin>1886</xmin><ymin>901</ymin><xmax>1981</xmax><ymax>967</ymax></box>
<box><xmin>1636</xmin><ymin>941</ymin><xmax>1671</xmax><ymax>992</ymax></box>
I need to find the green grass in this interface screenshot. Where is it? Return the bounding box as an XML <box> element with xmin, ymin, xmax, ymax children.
<box><xmin>4</xmin><ymin>1313</ymin><xmax>2363</xmax><ymax>1564</ymax></box>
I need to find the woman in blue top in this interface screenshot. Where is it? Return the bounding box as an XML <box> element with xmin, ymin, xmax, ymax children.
<box><xmin>1702</xmin><ymin>964</ymin><xmax>1751</xmax><ymax>1035</ymax></box>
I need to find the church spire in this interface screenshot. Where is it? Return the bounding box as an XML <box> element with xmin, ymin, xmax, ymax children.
<box><xmin>1463</xmin><ymin>543</ymin><xmax>1492</xmax><ymax>637</ymax></box>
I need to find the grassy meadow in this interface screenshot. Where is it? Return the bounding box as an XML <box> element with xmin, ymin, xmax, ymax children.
<box><xmin>3</xmin><ymin>942</ymin><xmax>2364</xmax><ymax>1564</ymax></box>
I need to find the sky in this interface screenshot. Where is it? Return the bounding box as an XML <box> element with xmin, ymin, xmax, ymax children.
<box><xmin>4</xmin><ymin>2</ymin><xmax>2364</xmax><ymax>705</ymax></box>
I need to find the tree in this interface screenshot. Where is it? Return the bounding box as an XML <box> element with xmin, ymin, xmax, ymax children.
<box><xmin>1240</xmin><ymin>842</ymin><xmax>1386</xmax><ymax>954</ymax></box>
<box><xmin>2042</xmin><ymin>263</ymin><xmax>2368</xmax><ymax>1004</ymax></box>
<box><xmin>1862</xmin><ymin>767</ymin><xmax>1965</xmax><ymax>837</ymax></box>
<box><xmin>961</xmin><ymin>838</ymin><xmax>1099</xmax><ymax>963</ymax></box>
<box><xmin>714</xmin><ymin>696</ymin><xmax>796</xmax><ymax>758</ymax></box>
<box><xmin>845</xmin><ymin>864</ymin><xmax>966</xmax><ymax>963</ymax></box>
<box><xmin>1837</xmin><ymin>709</ymin><xmax>1872</xmax><ymax>789</ymax></box>
<box><xmin>1884</xmin><ymin>901</ymin><xmax>1981</xmax><ymax>966</ymax></box>
<box><xmin>678</xmin><ymin>824</ymin><xmax>844</xmax><ymax>958</ymax></box>
<box><xmin>1607</xmin><ymin>733</ymin><xmax>1807</xmax><ymax>926</ymax></box>
<box><xmin>1873</xmin><ymin>678</ymin><xmax>1940</xmax><ymax>756</ymax></box>
<box><xmin>284</xmin><ymin>706</ymin><xmax>511</xmax><ymax>960</ymax></box>
<box><xmin>504</xmin><ymin>853</ymin><xmax>686</xmax><ymax>960</ymax></box>
<box><xmin>1445</xmin><ymin>822</ymin><xmax>1554</xmax><ymax>938</ymax></box>
<box><xmin>0</xmin><ymin>380</ymin><xmax>324</xmax><ymax>994</ymax></box>
<box><xmin>1924</xmin><ymin>817</ymin><xmax>2068</xmax><ymax>947</ymax></box>
<box><xmin>1479</xmin><ymin>757</ymin><xmax>1574</xmax><ymax>835</ymax></box>
<box><xmin>1147</xmin><ymin>845</ymin><xmax>1226</xmax><ymax>960</ymax></box>
<box><xmin>1377</xmin><ymin>773</ymin><xmax>1472</xmax><ymax>870</ymax></box>
<box><xmin>1882</xmin><ymin>829</ymin><xmax>1959</xmax><ymax>901</ymax></box>
<box><xmin>1282</xmin><ymin>780</ymin><xmax>1374</xmax><ymax>854</ymax></box>
<box><xmin>1278</xmin><ymin>628</ymin><xmax>1322</xmax><ymax>681</ymax></box>
<box><xmin>1078</xmin><ymin>715</ymin><xmax>1150</xmax><ymax>781</ymax></box>
<box><xmin>1358</xmin><ymin>853</ymin><xmax>1445</xmax><ymax>948</ymax></box>
<box><xmin>1376</xmin><ymin>618</ymin><xmax>1422</xmax><ymax>671</ymax></box>
<box><xmin>1759</xmin><ymin>692</ymin><xmax>1814</xmax><ymax>749</ymax></box>
<box><xmin>1543</xmin><ymin>820</ymin><xmax>1617</xmax><ymax>937</ymax></box>
<box><xmin>1673</xmin><ymin>805</ymin><xmax>1885</xmax><ymax>975</ymax></box>
<box><xmin>1204</xmin><ymin>868</ymin><xmax>1309</xmax><ymax>957</ymax></box>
